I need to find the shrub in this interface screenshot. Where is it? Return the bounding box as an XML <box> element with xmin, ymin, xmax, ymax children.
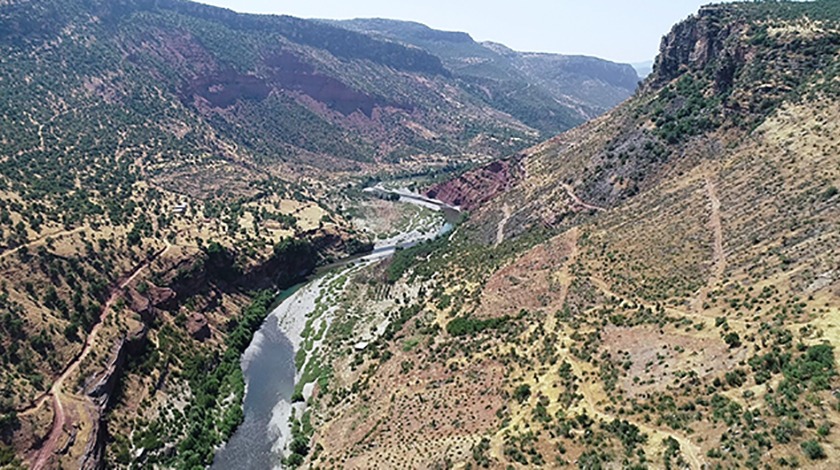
<box><xmin>724</xmin><ymin>332</ymin><xmax>742</xmax><ymax>349</ymax></box>
<box><xmin>513</xmin><ymin>384</ymin><xmax>531</xmax><ymax>403</ymax></box>
<box><xmin>817</xmin><ymin>423</ymin><xmax>831</xmax><ymax>437</ymax></box>
<box><xmin>725</xmin><ymin>369</ymin><xmax>747</xmax><ymax>387</ymax></box>
<box><xmin>800</xmin><ymin>440</ymin><xmax>826</xmax><ymax>460</ymax></box>
<box><xmin>604</xmin><ymin>419</ymin><xmax>647</xmax><ymax>454</ymax></box>
<box><xmin>284</xmin><ymin>453</ymin><xmax>304</xmax><ymax>467</ymax></box>
<box><xmin>289</xmin><ymin>436</ymin><xmax>310</xmax><ymax>456</ymax></box>
<box><xmin>780</xmin><ymin>344</ymin><xmax>836</xmax><ymax>400</ymax></box>
<box><xmin>446</xmin><ymin>315</ymin><xmax>510</xmax><ymax>337</ymax></box>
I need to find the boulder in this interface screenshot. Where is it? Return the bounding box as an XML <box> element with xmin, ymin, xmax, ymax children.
<box><xmin>186</xmin><ymin>313</ymin><xmax>211</xmax><ymax>341</ymax></box>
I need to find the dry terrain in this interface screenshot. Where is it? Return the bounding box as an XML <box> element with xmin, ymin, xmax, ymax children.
<box><xmin>297</xmin><ymin>4</ymin><xmax>840</xmax><ymax>469</ymax></box>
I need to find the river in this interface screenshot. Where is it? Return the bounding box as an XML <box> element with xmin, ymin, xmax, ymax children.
<box><xmin>212</xmin><ymin>188</ymin><xmax>458</xmax><ymax>469</ymax></box>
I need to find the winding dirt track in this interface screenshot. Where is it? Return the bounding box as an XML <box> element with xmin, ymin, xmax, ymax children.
<box><xmin>705</xmin><ymin>177</ymin><xmax>726</xmax><ymax>280</ymax></box>
<box><xmin>496</xmin><ymin>204</ymin><xmax>512</xmax><ymax>246</ymax></box>
<box><xmin>561</xmin><ymin>183</ymin><xmax>605</xmax><ymax>212</ymax></box>
<box><xmin>0</xmin><ymin>227</ymin><xmax>86</xmax><ymax>261</ymax></box>
<box><xmin>30</xmin><ymin>242</ymin><xmax>172</xmax><ymax>469</ymax></box>
<box><xmin>692</xmin><ymin>175</ymin><xmax>726</xmax><ymax>313</ymax></box>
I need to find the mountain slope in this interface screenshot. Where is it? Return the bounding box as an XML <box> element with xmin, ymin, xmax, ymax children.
<box><xmin>301</xmin><ymin>2</ymin><xmax>840</xmax><ymax>468</ymax></box>
<box><xmin>0</xmin><ymin>0</ymin><xmax>540</xmax><ymax>203</ymax></box>
<box><xmin>329</xmin><ymin>18</ymin><xmax>640</xmax><ymax>135</ymax></box>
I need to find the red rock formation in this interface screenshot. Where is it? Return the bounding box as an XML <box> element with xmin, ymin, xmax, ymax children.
<box><xmin>186</xmin><ymin>313</ymin><xmax>211</xmax><ymax>341</ymax></box>
<box><xmin>425</xmin><ymin>158</ymin><xmax>524</xmax><ymax>211</ymax></box>
<box><xmin>148</xmin><ymin>285</ymin><xmax>177</xmax><ymax>311</ymax></box>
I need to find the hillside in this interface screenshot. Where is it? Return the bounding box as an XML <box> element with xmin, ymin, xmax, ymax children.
<box><xmin>329</xmin><ymin>18</ymin><xmax>640</xmax><ymax>135</ymax></box>
<box><xmin>295</xmin><ymin>2</ymin><xmax>840</xmax><ymax>469</ymax></box>
<box><xmin>0</xmin><ymin>0</ymin><xmax>541</xmax><ymax>193</ymax></box>
<box><xmin>0</xmin><ymin>0</ymin><xmax>643</xmax><ymax>467</ymax></box>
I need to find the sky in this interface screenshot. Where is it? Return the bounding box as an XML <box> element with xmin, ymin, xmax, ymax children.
<box><xmin>195</xmin><ymin>0</ymin><xmax>735</xmax><ymax>64</ymax></box>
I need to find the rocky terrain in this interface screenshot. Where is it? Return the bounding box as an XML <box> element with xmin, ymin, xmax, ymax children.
<box><xmin>292</xmin><ymin>2</ymin><xmax>840</xmax><ymax>469</ymax></box>
<box><xmin>425</xmin><ymin>158</ymin><xmax>525</xmax><ymax>212</ymax></box>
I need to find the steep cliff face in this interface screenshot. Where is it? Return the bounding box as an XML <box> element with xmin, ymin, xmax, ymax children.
<box><xmin>651</xmin><ymin>5</ymin><xmax>748</xmax><ymax>91</ymax></box>
<box><xmin>650</xmin><ymin>3</ymin><xmax>840</xmax><ymax>106</ymax></box>
<box><xmin>425</xmin><ymin>158</ymin><xmax>525</xmax><ymax>211</ymax></box>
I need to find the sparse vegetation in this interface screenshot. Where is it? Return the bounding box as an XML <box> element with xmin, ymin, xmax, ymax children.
<box><xmin>5</xmin><ymin>0</ymin><xmax>840</xmax><ymax>468</ymax></box>
<box><xmin>293</xmin><ymin>2</ymin><xmax>840</xmax><ymax>468</ymax></box>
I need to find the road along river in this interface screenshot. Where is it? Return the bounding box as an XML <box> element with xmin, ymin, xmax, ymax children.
<box><xmin>212</xmin><ymin>189</ymin><xmax>458</xmax><ymax>469</ymax></box>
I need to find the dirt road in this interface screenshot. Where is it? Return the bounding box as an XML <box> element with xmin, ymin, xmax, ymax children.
<box><xmin>496</xmin><ymin>204</ymin><xmax>512</xmax><ymax>246</ymax></box>
<box><xmin>705</xmin><ymin>177</ymin><xmax>726</xmax><ymax>280</ymax></box>
<box><xmin>561</xmin><ymin>183</ymin><xmax>605</xmax><ymax>212</ymax></box>
<box><xmin>30</xmin><ymin>242</ymin><xmax>172</xmax><ymax>469</ymax></box>
<box><xmin>691</xmin><ymin>176</ymin><xmax>726</xmax><ymax>313</ymax></box>
<box><xmin>0</xmin><ymin>227</ymin><xmax>86</xmax><ymax>261</ymax></box>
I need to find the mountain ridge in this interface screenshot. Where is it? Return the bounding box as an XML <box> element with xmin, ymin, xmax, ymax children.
<box><xmin>328</xmin><ymin>17</ymin><xmax>640</xmax><ymax>135</ymax></box>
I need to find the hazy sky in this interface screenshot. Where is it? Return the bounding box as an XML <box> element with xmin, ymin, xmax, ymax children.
<box><xmin>195</xmin><ymin>1</ymin><xmax>734</xmax><ymax>63</ymax></box>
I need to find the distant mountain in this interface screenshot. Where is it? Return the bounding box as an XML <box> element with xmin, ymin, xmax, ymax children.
<box><xmin>328</xmin><ymin>18</ymin><xmax>640</xmax><ymax>135</ymax></box>
<box><xmin>0</xmin><ymin>0</ymin><xmax>548</xmax><ymax>203</ymax></box>
<box><xmin>632</xmin><ymin>60</ymin><xmax>654</xmax><ymax>78</ymax></box>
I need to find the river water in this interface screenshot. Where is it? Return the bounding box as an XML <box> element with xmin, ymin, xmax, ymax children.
<box><xmin>212</xmin><ymin>189</ymin><xmax>457</xmax><ymax>469</ymax></box>
<box><xmin>210</xmin><ymin>289</ymin><xmax>298</xmax><ymax>469</ymax></box>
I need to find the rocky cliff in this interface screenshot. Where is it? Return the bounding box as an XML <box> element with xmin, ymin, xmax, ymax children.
<box><xmin>425</xmin><ymin>158</ymin><xmax>525</xmax><ymax>211</ymax></box>
<box><xmin>650</xmin><ymin>5</ymin><xmax>748</xmax><ymax>89</ymax></box>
